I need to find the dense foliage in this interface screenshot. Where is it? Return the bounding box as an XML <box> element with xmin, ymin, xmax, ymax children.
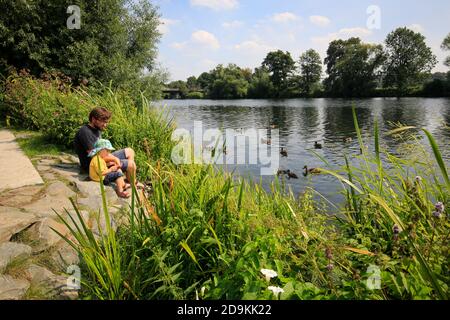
<box><xmin>383</xmin><ymin>28</ymin><xmax>437</xmax><ymax>95</ymax></box>
<box><xmin>0</xmin><ymin>0</ymin><xmax>165</xmax><ymax>99</ymax></box>
<box><xmin>324</xmin><ymin>38</ymin><xmax>384</xmax><ymax>97</ymax></box>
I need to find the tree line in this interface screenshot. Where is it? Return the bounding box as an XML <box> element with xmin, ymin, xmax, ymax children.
<box><xmin>167</xmin><ymin>28</ymin><xmax>450</xmax><ymax>99</ymax></box>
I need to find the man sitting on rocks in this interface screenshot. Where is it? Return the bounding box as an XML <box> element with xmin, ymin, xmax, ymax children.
<box><xmin>74</xmin><ymin>107</ymin><xmax>137</xmax><ymax>185</ymax></box>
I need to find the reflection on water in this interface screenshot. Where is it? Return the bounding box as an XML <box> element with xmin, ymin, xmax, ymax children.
<box><xmin>153</xmin><ymin>98</ymin><xmax>450</xmax><ymax>206</ymax></box>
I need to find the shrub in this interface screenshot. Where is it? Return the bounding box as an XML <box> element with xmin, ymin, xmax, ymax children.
<box><xmin>186</xmin><ymin>91</ymin><xmax>204</xmax><ymax>99</ymax></box>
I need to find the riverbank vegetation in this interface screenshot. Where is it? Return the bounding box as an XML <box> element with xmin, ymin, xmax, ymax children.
<box><xmin>56</xmin><ymin>107</ymin><xmax>449</xmax><ymax>300</ymax></box>
<box><xmin>0</xmin><ymin>1</ymin><xmax>448</xmax><ymax>301</ymax></box>
<box><xmin>2</xmin><ymin>71</ymin><xmax>448</xmax><ymax>300</ymax></box>
<box><xmin>166</xmin><ymin>29</ymin><xmax>450</xmax><ymax>99</ymax></box>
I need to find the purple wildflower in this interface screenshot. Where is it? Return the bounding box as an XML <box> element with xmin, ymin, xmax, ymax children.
<box><xmin>325</xmin><ymin>247</ymin><xmax>333</xmax><ymax>260</ymax></box>
<box><xmin>435</xmin><ymin>202</ymin><xmax>444</xmax><ymax>214</ymax></box>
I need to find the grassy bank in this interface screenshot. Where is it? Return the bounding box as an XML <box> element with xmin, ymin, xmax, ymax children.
<box><xmin>59</xmin><ymin>110</ymin><xmax>448</xmax><ymax>300</ymax></box>
<box><xmin>2</xmin><ymin>73</ymin><xmax>448</xmax><ymax>300</ymax></box>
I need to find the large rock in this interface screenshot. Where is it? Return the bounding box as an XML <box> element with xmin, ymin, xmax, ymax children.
<box><xmin>21</xmin><ymin>218</ymin><xmax>70</xmax><ymax>253</ymax></box>
<box><xmin>45</xmin><ymin>181</ymin><xmax>76</xmax><ymax>198</ymax></box>
<box><xmin>75</xmin><ymin>180</ymin><xmax>118</xmax><ymax>203</ymax></box>
<box><xmin>91</xmin><ymin>211</ymin><xmax>117</xmax><ymax>238</ymax></box>
<box><xmin>51</xmin><ymin>166</ymin><xmax>85</xmax><ymax>184</ymax></box>
<box><xmin>24</xmin><ymin>264</ymin><xmax>78</xmax><ymax>300</ymax></box>
<box><xmin>0</xmin><ymin>275</ymin><xmax>30</xmax><ymax>300</ymax></box>
<box><xmin>61</xmin><ymin>209</ymin><xmax>91</xmax><ymax>234</ymax></box>
<box><xmin>0</xmin><ymin>242</ymin><xmax>32</xmax><ymax>272</ymax></box>
<box><xmin>0</xmin><ymin>207</ymin><xmax>37</xmax><ymax>243</ymax></box>
<box><xmin>0</xmin><ymin>185</ymin><xmax>43</xmax><ymax>207</ymax></box>
<box><xmin>50</xmin><ymin>241</ymin><xmax>80</xmax><ymax>270</ymax></box>
<box><xmin>77</xmin><ymin>194</ymin><xmax>119</xmax><ymax>213</ymax></box>
<box><xmin>22</xmin><ymin>193</ymin><xmax>75</xmax><ymax>218</ymax></box>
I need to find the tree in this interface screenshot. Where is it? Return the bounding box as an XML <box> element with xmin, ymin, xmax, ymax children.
<box><xmin>262</xmin><ymin>50</ymin><xmax>295</xmax><ymax>97</ymax></box>
<box><xmin>208</xmin><ymin>64</ymin><xmax>249</xmax><ymax>99</ymax></box>
<box><xmin>197</xmin><ymin>72</ymin><xmax>213</xmax><ymax>91</ymax></box>
<box><xmin>442</xmin><ymin>33</ymin><xmax>450</xmax><ymax>67</ymax></box>
<box><xmin>298</xmin><ymin>49</ymin><xmax>322</xmax><ymax>95</ymax></box>
<box><xmin>324</xmin><ymin>38</ymin><xmax>385</xmax><ymax>97</ymax></box>
<box><xmin>248</xmin><ymin>66</ymin><xmax>274</xmax><ymax>98</ymax></box>
<box><xmin>0</xmin><ymin>0</ymin><xmax>162</xmax><ymax>96</ymax></box>
<box><xmin>383</xmin><ymin>27</ymin><xmax>437</xmax><ymax>95</ymax></box>
<box><xmin>186</xmin><ymin>76</ymin><xmax>198</xmax><ymax>90</ymax></box>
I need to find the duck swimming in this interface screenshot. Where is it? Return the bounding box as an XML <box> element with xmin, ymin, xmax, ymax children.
<box><xmin>303</xmin><ymin>165</ymin><xmax>321</xmax><ymax>176</ymax></box>
<box><xmin>280</xmin><ymin>147</ymin><xmax>288</xmax><ymax>157</ymax></box>
<box><xmin>314</xmin><ymin>141</ymin><xmax>323</xmax><ymax>149</ymax></box>
<box><xmin>286</xmin><ymin>170</ymin><xmax>299</xmax><ymax>179</ymax></box>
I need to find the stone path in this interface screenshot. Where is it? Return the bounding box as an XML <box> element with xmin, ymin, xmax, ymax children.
<box><xmin>0</xmin><ymin>130</ymin><xmax>44</xmax><ymax>191</ymax></box>
<box><xmin>0</xmin><ymin>130</ymin><xmax>137</xmax><ymax>300</ymax></box>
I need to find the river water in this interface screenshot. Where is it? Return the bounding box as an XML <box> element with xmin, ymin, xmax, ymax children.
<box><xmin>153</xmin><ymin>98</ymin><xmax>450</xmax><ymax>206</ymax></box>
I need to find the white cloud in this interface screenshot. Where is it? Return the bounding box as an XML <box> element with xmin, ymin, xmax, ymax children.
<box><xmin>158</xmin><ymin>18</ymin><xmax>180</xmax><ymax>35</ymax></box>
<box><xmin>272</xmin><ymin>12</ymin><xmax>299</xmax><ymax>23</ymax></box>
<box><xmin>408</xmin><ymin>24</ymin><xmax>425</xmax><ymax>33</ymax></box>
<box><xmin>222</xmin><ymin>20</ymin><xmax>244</xmax><ymax>28</ymax></box>
<box><xmin>191</xmin><ymin>30</ymin><xmax>220</xmax><ymax>49</ymax></box>
<box><xmin>234</xmin><ymin>40</ymin><xmax>275</xmax><ymax>53</ymax></box>
<box><xmin>190</xmin><ymin>0</ymin><xmax>239</xmax><ymax>11</ymax></box>
<box><xmin>339</xmin><ymin>27</ymin><xmax>372</xmax><ymax>37</ymax></box>
<box><xmin>309</xmin><ymin>15</ymin><xmax>330</xmax><ymax>27</ymax></box>
<box><xmin>312</xmin><ymin>27</ymin><xmax>372</xmax><ymax>45</ymax></box>
<box><xmin>170</xmin><ymin>41</ymin><xmax>188</xmax><ymax>50</ymax></box>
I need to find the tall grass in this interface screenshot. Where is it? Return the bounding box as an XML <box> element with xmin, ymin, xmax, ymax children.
<box><xmin>326</xmin><ymin>105</ymin><xmax>449</xmax><ymax>299</ymax></box>
<box><xmin>60</xmin><ymin>106</ymin><xmax>448</xmax><ymax>300</ymax></box>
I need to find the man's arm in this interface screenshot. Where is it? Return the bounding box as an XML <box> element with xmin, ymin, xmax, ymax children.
<box><xmin>103</xmin><ymin>154</ymin><xmax>121</xmax><ymax>167</ymax></box>
<box><xmin>101</xmin><ymin>165</ymin><xmax>117</xmax><ymax>176</ymax></box>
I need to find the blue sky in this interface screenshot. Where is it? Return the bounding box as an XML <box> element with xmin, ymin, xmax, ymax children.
<box><xmin>154</xmin><ymin>0</ymin><xmax>450</xmax><ymax>81</ymax></box>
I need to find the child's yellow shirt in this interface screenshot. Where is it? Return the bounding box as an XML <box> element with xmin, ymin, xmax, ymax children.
<box><xmin>89</xmin><ymin>154</ymin><xmax>107</xmax><ymax>182</ymax></box>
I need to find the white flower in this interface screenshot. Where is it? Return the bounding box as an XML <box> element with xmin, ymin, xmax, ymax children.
<box><xmin>268</xmin><ymin>286</ymin><xmax>284</xmax><ymax>297</ymax></box>
<box><xmin>261</xmin><ymin>268</ymin><xmax>277</xmax><ymax>282</ymax></box>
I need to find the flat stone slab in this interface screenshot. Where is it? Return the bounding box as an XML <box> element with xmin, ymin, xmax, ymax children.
<box><xmin>21</xmin><ymin>218</ymin><xmax>70</xmax><ymax>253</ymax></box>
<box><xmin>0</xmin><ymin>242</ymin><xmax>32</xmax><ymax>272</ymax></box>
<box><xmin>0</xmin><ymin>130</ymin><xmax>44</xmax><ymax>191</ymax></box>
<box><xmin>0</xmin><ymin>206</ymin><xmax>37</xmax><ymax>243</ymax></box>
<box><xmin>0</xmin><ymin>275</ymin><xmax>30</xmax><ymax>300</ymax></box>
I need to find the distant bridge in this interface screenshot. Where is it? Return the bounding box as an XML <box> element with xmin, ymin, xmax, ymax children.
<box><xmin>161</xmin><ymin>87</ymin><xmax>206</xmax><ymax>99</ymax></box>
<box><xmin>162</xmin><ymin>88</ymin><xmax>182</xmax><ymax>99</ymax></box>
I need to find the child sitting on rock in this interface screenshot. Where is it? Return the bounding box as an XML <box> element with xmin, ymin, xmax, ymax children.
<box><xmin>88</xmin><ymin>139</ymin><xmax>130</xmax><ymax>198</ymax></box>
